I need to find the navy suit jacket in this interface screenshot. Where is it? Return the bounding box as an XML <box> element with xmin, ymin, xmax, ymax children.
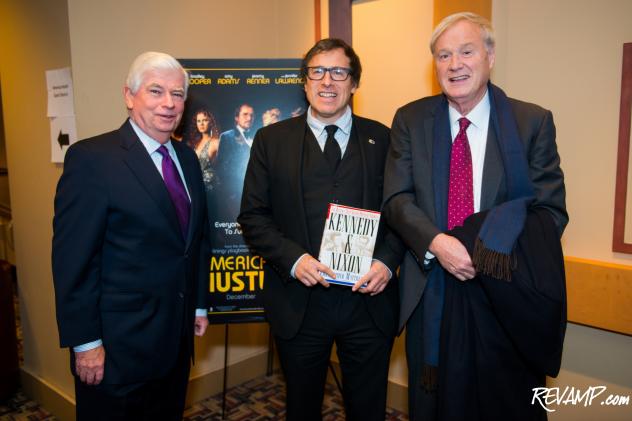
<box><xmin>52</xmin><ymin>120</ymin><xmax>209</xmax><ymax>384</ymax></box>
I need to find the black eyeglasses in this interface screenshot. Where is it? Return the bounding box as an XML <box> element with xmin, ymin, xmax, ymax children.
<box><xmin>306</xmin><ymin>66</ymin><xmax>352</xmax><ymax>81</ymax></box>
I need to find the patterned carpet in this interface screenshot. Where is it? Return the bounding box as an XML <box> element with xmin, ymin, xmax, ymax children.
<box><xmin>1</xmin><ymin>372</ymin><xmax>408</xmax><ymax>420</ymax></box>
<box><xmin>183</xmin><ymin>371</ymin><xmax>408</xmax><ymax>420</ymax></box>
<box><xmin>0</xmin><ymin>390</ymin><xmax>56</xmax><ymax>421</ymax></box>
<box><xmin>4</xmin><ymin>279</ymin><xmax>408</xmax><ymax>420</ymax></box>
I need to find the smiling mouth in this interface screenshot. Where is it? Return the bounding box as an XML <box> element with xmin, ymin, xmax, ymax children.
<box><xmin>319</xmin><ymin>92</ymin><xmax>337</xmax><ymax>98</ymax></box>
<box><xmin>449</xmin><ymin>75</ymin><xmax>470</xmax><ymax>82</ymax></box>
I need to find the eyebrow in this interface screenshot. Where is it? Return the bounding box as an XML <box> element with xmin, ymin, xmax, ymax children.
<box><xmin>145</xmin><ymin>82</ymin><xmax>184</xmax><ymax>92</ymax></box>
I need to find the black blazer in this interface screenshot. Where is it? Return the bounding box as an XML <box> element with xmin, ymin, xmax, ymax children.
<box><xmin>52</xmin><ymin>120</ymin><xmax>209</xmax><ymax>384</ymax></box>
<box><xmin>238</xmin><ymin>114</ymin><xmax>404</xmax><ymax>339</ymax></box>
<box><xmin>383</xmin><ymin>91</ymin><xmax>568</xmax><ymax>333</ymax></box>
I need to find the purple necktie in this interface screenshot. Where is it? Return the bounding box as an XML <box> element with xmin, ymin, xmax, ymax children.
<box><xmin>447</xmin><ymin>118</ymin><xmax>473</xmax><ymax>230</ymax></box>
<box><xmin>157</xmin><ymin>145</ymin><xmax>190</xmax><ymax>239</ymax></box>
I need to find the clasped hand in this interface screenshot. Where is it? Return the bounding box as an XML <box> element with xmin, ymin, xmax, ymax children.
<box><xmin>295</xmin><ymin>255</ymin><xmax>390</xmax><ymax>295</ymax></box>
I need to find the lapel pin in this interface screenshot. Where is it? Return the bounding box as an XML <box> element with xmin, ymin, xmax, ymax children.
<box><xmin>368</xmin><ymin>138</ymin><xmax>375</xmax><ymax>144</ymax></box>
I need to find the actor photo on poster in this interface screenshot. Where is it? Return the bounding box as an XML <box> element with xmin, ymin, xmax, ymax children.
<box><xmin>177</xmin><ymin>58</ymin><xmax>307</xmax><ymax>323</ymax></box>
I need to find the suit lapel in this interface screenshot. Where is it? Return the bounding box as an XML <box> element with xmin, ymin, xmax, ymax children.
<box><xmin>119</xmin><ymin>121</ymin><xmax>184</xmax><ymax>243</ymax></box>
<box><xmin>480</xmin><ymin>118</ymin><xmax>503</xmax><ymax>211</ymax></box>
<box><xmin>432</xmin><ymin>101</ymin><xmax>452</xmax><ymax>229</ymax></box>
<box><xmin>289</xmin><ymin>116</ymin><xmax>311</xmax><ymax>247</ymax></box>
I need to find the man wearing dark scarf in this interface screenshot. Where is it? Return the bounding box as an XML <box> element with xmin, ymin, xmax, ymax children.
<box><xmin>383</xmin><ymin>12</ymin><xmax>568</xmax><ymax>421</ymax></box>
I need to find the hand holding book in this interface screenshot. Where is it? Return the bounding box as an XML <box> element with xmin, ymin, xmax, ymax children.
<box><xmin>318</xmin><ymin>204</ymin><xmax>382</xmax><ymax>287</ymax></box>
<box><xmin>351</xmin><ymin>260</ymin><xmax>391</xmax><ymax>296</ymax></box>
<box><xmin>294</xmin><ymin>254</ymin><xmax>335</xmax><ymax>288</ymax></box>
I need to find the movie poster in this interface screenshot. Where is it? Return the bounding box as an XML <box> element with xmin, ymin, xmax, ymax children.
<box><xmin>177</xmin><ymin>59</ymin><xmax>307</xmax><ymax>323</ymax></box>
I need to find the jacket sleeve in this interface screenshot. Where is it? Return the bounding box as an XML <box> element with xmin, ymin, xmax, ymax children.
<box><xmin>524</xmin><ymin>109</ymin><xmax>568</xmax><ymax>235</ymax></box>
<box><xmin>52</xmin><ymin>142</ymin><xmax>107</xmax><ymax>348</ymax></box>
<box><xmin>382</xmin><ymin>107</ymin><xmax>441</xmax><ymax>264</ymax></box>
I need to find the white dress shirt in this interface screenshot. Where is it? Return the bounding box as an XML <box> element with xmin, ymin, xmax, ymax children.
<box><xmin>306</xmin><ymin>105</ymin><xmax>353</xmax><ymax>157</ymax></box>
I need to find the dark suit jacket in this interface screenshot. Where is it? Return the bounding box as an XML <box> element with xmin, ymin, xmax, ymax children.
<box><xmin>383</xmin><ymin>90</ymin><xmax>568</xmax><ymax>333</ymax></box>
<box><xmin>238</xmin><ymin>114</ymin><xmax>404</xmax><ymax>339</ymax></box>
<box><xmin>52</xmin><ymin>120</ymin><xmax>209</xmax><ymax>384</ymax></box>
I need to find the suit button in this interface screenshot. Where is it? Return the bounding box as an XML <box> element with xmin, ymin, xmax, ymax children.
<box><xmin>179</xmin><ymin>292</ymin><xmax>184</xmax><ymax>298</ymax></box>
<box><xmin>184</xmin><ymin>254</ymin><xmax>189</xmax><ymax>259</ymax></box>
<box><xmin>333</xmin><ymin>182</ymin><xmax>339</xmax><ymax>188</ymax></box>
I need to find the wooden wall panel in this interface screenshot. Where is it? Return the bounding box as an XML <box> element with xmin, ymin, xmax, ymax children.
<box><xmin>565</xmin><ymin>257</ymin><xmax>632</xmax><ymax>336</ymax></box>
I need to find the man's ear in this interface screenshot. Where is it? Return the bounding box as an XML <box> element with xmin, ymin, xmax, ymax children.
<box><xmin>487</xmin><ymin>47</ymin><xmax>496</xmax><ymax>70</ymax></box>
<box><xmin>124</xmin><ymin>86</ymin><xmax>134</xmax><ymax>110</ymax></box>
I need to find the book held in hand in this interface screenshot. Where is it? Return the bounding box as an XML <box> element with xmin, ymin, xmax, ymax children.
<box><xmin>318</xmin><ymin>203</ymin><xmax>380</xmax><ymax>287</ymax></box>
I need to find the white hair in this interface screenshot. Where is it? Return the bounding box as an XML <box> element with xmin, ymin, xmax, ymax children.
<box><xmin>125</xmin><ymin>51</ymin><xmax>189</xmax><ymax>97</ymax></box>
<box><xmin>430</xmin><ymin>12</ymin><xmax>495</xmax><ymax>54</ymax></box>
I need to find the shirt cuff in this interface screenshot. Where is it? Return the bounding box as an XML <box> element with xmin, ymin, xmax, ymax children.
<box><xmin>423</xmin><ymin>251</ymin><xmax>435</xmax><ymax>270</ymax></box>
<box><xmin>73</xmin><ymin>339</ymin><xmax>102</xmax><ymax>352</ymax></box>
<box><xmin>195</xmin><ymin>308</ymin><xmax>208</xmax><ymax>317</ymax></box>
<box><xmin>290</xmin><ymin>253</ymin><xmax>309</xmax><ymax>278</ymax></box>
<box><xmin>372</xmin><ymin>259</ymin><xmax>392</xmax><ymax>279</ymax></box>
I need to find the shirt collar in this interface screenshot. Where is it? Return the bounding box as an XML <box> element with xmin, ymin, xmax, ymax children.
<box><xmin>448</xmin><ymin>89</ymin><xmax>490</xmax><ymax>130</ymax></box>
<box><xmin>306</xmin><ymin>105</ymin><xmax>352</xmax><ymax>137</ymax></box>
<box><xmin>236</xmin><ymin>125</ymin><xmax>248</xmax><ymax>137</ymax></box>
<box><xmin>128</xmin><ymin>118</ymin><xmax>174</xmax><ymax>154</ymax></box>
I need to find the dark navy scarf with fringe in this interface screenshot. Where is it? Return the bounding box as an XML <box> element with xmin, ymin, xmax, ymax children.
<box><xmin>421</xmin><ymin>83</ymin><xmax>535</xmax><ymax>369</ymax></box>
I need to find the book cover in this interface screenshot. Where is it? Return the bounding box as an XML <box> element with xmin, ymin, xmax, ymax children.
<box><xmin>318</xmin><ymin>203</ymin><xmax>381</xmax><ymax>287</ymax></box>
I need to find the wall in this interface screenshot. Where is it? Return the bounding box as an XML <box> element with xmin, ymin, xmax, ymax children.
<box><xmin>493</xmin><ymin>1</ymin><xmax>632</xmax><ymax>419</ymax></box>
<box><xmin>352</xmin><ymin>0</ymin><xmax>435</xmax><ymax>126</ymax></box>
<box><xmin>68</xmin><ymin>0</ymin><xmax>314</xmax><ymax>139</ymax></box>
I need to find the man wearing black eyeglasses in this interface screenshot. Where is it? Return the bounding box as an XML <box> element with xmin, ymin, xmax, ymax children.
<box><xmin>238</xmin><ymin>38</ymin><xmax>404</xmax><ymax>421</ymax></box>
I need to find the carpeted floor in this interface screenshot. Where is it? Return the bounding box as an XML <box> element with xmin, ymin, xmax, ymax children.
<box><xmin>1</xmin><ymin>371</ymin><xmax>408</xmax><ymax>420</ymax></box>
<box><xmin>183</xmin><ymin>371</ymin><xmax>408</xmax><ymax>420</ymax></box>
<box><xmin>4</xmin><ymin>285</ymin><xmax>408</xmax><ymax>420</ymax></box>
<box><xmin>0</xmin><ymin>389</ymin><xmax>56</xmax><ymax>421</ymax></box>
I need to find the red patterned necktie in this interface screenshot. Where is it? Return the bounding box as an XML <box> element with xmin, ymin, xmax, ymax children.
<box><xmin>447</xmin><ymin>117</ymin><xmax>473</xmax><ymax>230</ymax></box>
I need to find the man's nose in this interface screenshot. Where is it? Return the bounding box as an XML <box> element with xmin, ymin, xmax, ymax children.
<box><xmin>449</xmin><ymin>54</ymin><xmax>462</xmax><ymax>70</ymax></box>
<box><xmin>321</xmin><ymin>70</ymin><xmax>333</xmax><ymax>84</ymax></box>
<box><xmin>163</xmin><ymin>93</ymin><xmax>175</xmax><ymax>108</ymax></box>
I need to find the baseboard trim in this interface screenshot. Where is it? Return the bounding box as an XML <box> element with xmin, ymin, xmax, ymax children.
<box><xmin>20</xmin><ymin>368</ymin><xmax>75</xmax><ymax>421</ymax></box>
